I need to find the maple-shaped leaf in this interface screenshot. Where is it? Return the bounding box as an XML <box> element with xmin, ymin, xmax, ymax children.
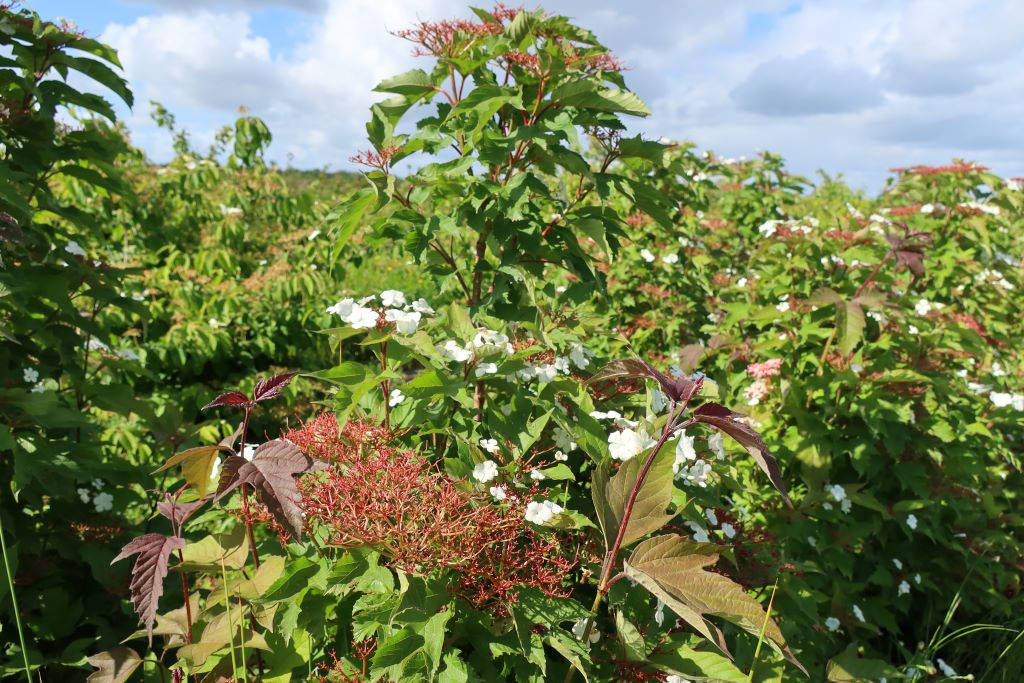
<box><xmin>588</xmin><ymin>358</ymin><xmax>703</xmax><ymax>404</ymax></box>
<box><xmin>111</xmin><ymin>533</ymin><xmax>186</xmax><ymax>643</ymax></box>
<box><xmin>252</xmin><ymin>371</ymin><xmax>298</xmax><ymax>403</ymax></box>
<box><xmin>214</xmin><ymin>439</ymin><xmax>325</xmax><ymax>538</ymax></box>
<box><xmin>624</xmin><ymin>534</ymin><xmax>806</xmax><ymax>675</ymax></box>
<box><xmin>692</xmin><ymin>403</ymin><xmax>791</xmax><ymax>507</ymax></box>
<box><xmin>201</xmin><ymin>390</ymin><xmax>249</xmax><ymax>411</ymax></box>
<box><xmin>156</xmin><ymin>495</ymin><xmax>207</xmax><ymax>528</ymax></box>
<box><xmin>86</xmin><ymin>647</ymin><xmax>142</xmax><ymax>683</ymax></box>
<box><xmin>886</xmin><ymin>226</ymin><xmax>933</xmax><ymax>278</ymax></box>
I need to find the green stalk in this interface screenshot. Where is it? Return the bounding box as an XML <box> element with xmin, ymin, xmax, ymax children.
<box><xmin>237</xmin><ymin>594</ymin><xmax>248</xmax><ymax>683</ymax></box>
<box><xmin>748</xmin><ymin>578</ymin><xmax>780</xmax><ymax>682</ymax></box>
<box><xmin>0</xmin><ymin>521</ymin><xmax>31</xmax><ymax>683</ymax></box>
<box><xmin>220</xmin><ymin>557</ymin><xmax>239</xmax><ymax>679</ymax></box>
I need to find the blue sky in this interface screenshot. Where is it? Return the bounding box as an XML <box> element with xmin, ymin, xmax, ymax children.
<box><xmin>30</xmin><ymin>0</ymin><xmax>1024</xmax><ymax>190</ymax></box>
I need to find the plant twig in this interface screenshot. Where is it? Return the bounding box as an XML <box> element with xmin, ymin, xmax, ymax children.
<box><xmin>0</xmin><ymin>521</ymin><xmax>31</xmax><ymax>683</ymax></box>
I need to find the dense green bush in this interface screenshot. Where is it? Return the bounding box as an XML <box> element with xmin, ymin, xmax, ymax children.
<box><xmin>2</xmin><ymin>4</ymin><xmax>1024</xmax><ymax>682</ymax></box>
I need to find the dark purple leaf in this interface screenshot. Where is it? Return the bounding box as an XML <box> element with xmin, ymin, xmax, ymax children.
<box><xmin>201</xmin><ymin>391</ymin><xmax>249</xmax><ymax>411</ymax></box>
<box><xmin>111</xmin><ymin>533</ymin><xmax>186</xmax><ymax>643</ymax></box>
<box><xmin>156</xmin><ymin>495</ymin><xmax>206</xmax><ymax>528</ymax></box>
<box><xmin>693</xmin><ymin>403</ymin><xmax>792</xmax><ymax>507</ymax></box>
<box><xmin>886</xmin><ymin>226</ymin><xmax>933</xmax><ymax>278</ymax></box>
<box><xmin>214</xmin><ymin>439</ymin><xmax>326</xmax><ymax>538</ymax></box>
<box><xmin>252</xmin><ymin>372</ymin><xmax>298</xmax><ymax>403</ymax></box>
<box><xmin>588</xmin><ymin>357</ymin><xmax>702</xmax><ymax>403</ymax></box>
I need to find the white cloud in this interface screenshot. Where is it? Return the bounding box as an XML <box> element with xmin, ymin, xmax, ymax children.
<box><xmin>95</xmin><ymin>0</ymin><xmax>1024</xmax><ymax>188</ymax></box>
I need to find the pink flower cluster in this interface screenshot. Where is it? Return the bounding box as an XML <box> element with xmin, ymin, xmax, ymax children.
<box><xmin>746</xmin><ymin>358</ymin><xmax>783</xmax><ymax>379</ymax></box>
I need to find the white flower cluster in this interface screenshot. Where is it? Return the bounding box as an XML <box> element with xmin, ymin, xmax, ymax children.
<box><xmin>823</xmin><ymin>483</ymin><xmax>852</xmax><ymax>513</ymax></box>
<box><xmin>23</xmin><ymin>367</ymin><xmax>46</xmax><ymax>393</ymax></box>
<box><xmin>65</xmin><ymin>240</ymin><xmax>87</xmax><ymax>257</ymax></box>
<box><xmin>959</xmin><ymin>200</ymin><xmax>1000</xmax><ymax>216</ymax></box>
<box><xmin>472</xmin><ymin>459</ymin><xmax>499</xmax><ymax>483</ymax></box>
<box><xmin>758</xmin><ymin>217</ymin><xmax>817</xmax><ymax>238</ymax></box>
<box><xmin>77</xmin><ymin>479</ymin><xmax>113</xmax><ymax>512</ymax></box>
<box><xmin>524</xmin><ymin>499</ymin><xmax>563</xmax><ymax>525</ymax></box>
<box><xmin>327</xmin><ymin>291</ymin><xmax>433</xmax><ymax>333</ymax></box>
<box><xmin>990</xmin><ymin>391</ymin><xmax>1024</xmax><ymax>410</ymax></box>
<box><xmin>975</xmin><ymin>268</ymin><xmax>1015</xmax><ymax>290</ymax></box>
<box><xmin>219</xmin><ymin>204</ymin><xmax>244</xmax><ymax>217</ymax></box>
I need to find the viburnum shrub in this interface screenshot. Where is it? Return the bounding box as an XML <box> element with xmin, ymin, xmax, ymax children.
<box><xmin>95</xmin><ymin>5</ymin><xmax>805</xmax><ymax>681</ymax></box>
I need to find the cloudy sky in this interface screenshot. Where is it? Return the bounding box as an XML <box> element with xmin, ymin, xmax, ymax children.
<box><xmin>35</xmin><ymin>0</ymin><xmax>1024</xmax><ymax>190</ymax></box>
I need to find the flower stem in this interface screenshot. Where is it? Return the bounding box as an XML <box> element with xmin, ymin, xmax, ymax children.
<box><xmin>0</xmin><ymin>521</ymin><xmax>31</xmax><ymax>683</ymax></box>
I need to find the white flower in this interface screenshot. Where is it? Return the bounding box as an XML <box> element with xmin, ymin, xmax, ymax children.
<box><xmin>525</xmin><ymin>500</ymin><xmax>563</xmax><ymax>525</ymax></box>
<box><xmin>662</xmin><ymin>253</ymin><xmax>679</xmax><ymax>264</ymax></box>
<box><xmin>841</xmin><ymin>498</ymin><xmax>852</xmax><ymax>514</ymax></box>
<box><xmin>589</xmin><ymin>410</ymin><xmax>622</xmax><ymax>421</ymax></box>
<box><xmin>307</xmin><ymin>229</ymin><xmax>321</xmax><ymax>241</ymax></box>
<box><xmin>439</xmin><ymin>340</ymin><xmax>472</xmax><ymax>362</ymax></box>
<box><xmin>30</xmin><ymin>382</ymin><xmax>45</xmax><ymax>393</ymax></box>
<box><xmin>343</xmin><ymin>304</ymin><xmax>376</xmax><ymax>329</ymax></box>
<box><xmin>530</xmin><ymin>469</ymin><xmax>546</xmax><ymax>481</ymax></box>
<box><xmin>87</xmin><ymin>338</ymin><xmax>109</xmax><ymax>352</ymax></box>
<box><xmin>852</xmin><ymin>605</ymin><xmax>865</xmax><ymax>622</ymax></box>
<box><xmin>898</xmin><ymin>580</ymin><xmax>911</xmax><ymax>596</ymax></box>
<box><xmin>388</xmin><ymin>389</ymin><xmax>405</xmax><ymax>407</ymax></box>
<box><xmin>65</xmin><ymin>240</ymin><xmax>86</xmax><ymax>257</ymax></box>
<box><xmin>410</xmin><ymin>298</ymin><xmax>434</xmax><ymax>314</ymax></box>
<box><xmin>534</xmin><ymin>364</ymin><xmax>558</xmax><ymax>383</ymax></box>
<box><xmin>219</xmin><ymin>204</ymin><xmax>243</xmax><ymax>217</ymax></box>
<box><xmin>893</xmin><ymin>558</ymin><xmax>903</xmax><ymax>570</ymax></box>
<box><xmin>826</xmin><ymin>484</ymin><xmax>847</xmax><ymax>502</ymax></box>
<box><xmin>609</xmin><ymin>427</ymin><xmax>655</xmax><ymax>461</ymax></box>
<box><xmin>672</xmin><ymin>430</ymin><xmax>697</xmax><ymax>474</ymax></box>
<box><xmin>654</xmin><ymin>599</ymin><xmax>666</xmax><ymax>626</ymax></box>
<box><xmin>705</xmin><ymin>508</ymin><xmax>718</xmax><ymax>526</ymax></box>
<box><xmin>208</xmin><ymin>317</ymin><xmax>225</xmax><ymax>328</ymax></box>
<box><xmin>665</xmin><ymin>676</ymin><xmax>691</xmax><ymax>683</ymax></box>
<box><xmin>686</xmin><ymin>521</ymin><xmax>710</xmax><ymax>543</ymax></box>
<box><xmin>825</xmin><ymin>617</ymin><xmax>841</xmax><ymax>632</ymax></box>
<box><xmin>758</xmin><ymin>220</ymin><xmax>778</xmax><ymax>237</ymax></box>
<box><xmin>23</xmin><ymin>367</ymin><xmax>39</xmax><ymax>383</ymax></box>
<box><xmin>384</xmin><ymin>309</ymin><xmax>421</xmax><ymax>334</ymax></box>
<box><xmin>568</xmin><ymin>343</ymin><xmax>593</xmax><ymax>369</ymax></box>
<box><xmin>850</xmin><ymin>363</ymin><xmax>863</xmax><ymax>373</ymax></box>
<box><xmin>920</xmin><ymin>203</ymin><xmax>934</xmax><ymax>214</ymax></box>
<box><xmin>709</xmin><ymin>432</ymin><xmax>725</xmax><ymax>459</ymax></box>
<box><xmin>640</xmin><ymin>248</ymin><xmax>656</xmax><ymax>263</ymax></box>
<box><xmin>651</xmin><ymin>389</ymin><xmax>668</xmax><ymax>413</ymax></box>
<box><xmin>915</xmin><ymin>299</ymin><xmax>932</xmax><ymax>316</ymax></box>
<box><xmin>472</xmin><ymin>329</ymin><xmax>511</xmax><ymax>353</ymax></box>
<box><xmin>480</xmin><ymin>438</ymin><xmax>500</xmax><ymax>455</ymax></box>
<box><xmin>990</xmin><ymin>391</ymin><xmax>1014</xmax><ymax>408</ymax></box>
<box><xmin>936</xmin><ymin>659</ymin><xmax>956</xmax><ymax>677</ymax></box>
<box><xmin>914</xmin><ymin>573</ymin><xmax>922</xmax><ymax>584</ymax></box>
<box><xmin>553</xmin><ymin>427</ymin><xmax>577</xmax><ymax>453</ymax></box>
<box><xmin>116</xmin><ymin>348</ymin><xmax>139</xmax><ymax>361</ymax></box>
<box><xmin>472</xmin><ymin>460</ymin><xmax>499</xmax><ymax>483</ymax></box>
<box><xmin>242</xmin><ymin>443</ymin><xmax>259</xmax><ymax>461</ymax></box>
<box><xmin>380</xmin><ymin>290</ymin><xmax>406</xmax><ymax>308</ymax></box>
<box><xmin>571</xmin><ymin>618</ymin><xmax>600</xmax><ymax>643</ymax></box>
<box><xmin>908</xmin><ymin>324</ymin><xmax>919</xmax><ymax>335</ymax></box>
<box><xmin>554</xmin><ymin>450</ymin><xmax>568</xmax><ymax>462</ymax></box>
<box><xmin>906</xmin><ymin>513</ymin><xmax>918</xmax><ymax>530</ymax></box>
<box><xmin>776</xmin><ymin>300</ymin><xmax>790</xmax><ymax>313</ymax></box>
<box><xmin>327</xmin><ymin>297</ymin><xmax>356</xmax><ymax>319</ymax></box>
<box><xmin>93</xmin><ymin>492</ymin><xmax>114</xmax><ymax>512</ymax></box>
<box><xmin>475</xmin><ymin>362</ymin><xmax>498</xmax><ymax>377</ymax></box>
<box><xmin>721</xmin><ymin>522</ymin><xmax>736</xmax><ymax>539</ymax></box>
<box><xmin>680</xmin><ymin>460</ymin><xmax>713</xmax><ymax>487</ymax></box>
<box><xmin>210</xmin><ymin>456</ymin><xmax>222</xmax><ymax>481</ymax></box>
<box><xmin>807</xmin><ymin>536</ymin><xmax>818</xmax><ymax>548</ymax></box>
<box><xmin>490</xmin><ymin>485</ymin><xmax>507</xmax><ymax>501</ymax></box>
<box><xmin>78</xmin><ymin>487</ymin><xmax>92</xmax><ymax>504</ymax></box>
<box><xmin>737</xmin><ymin>277</ymin><xmax>748</xmax><ymax>287</ymax></box>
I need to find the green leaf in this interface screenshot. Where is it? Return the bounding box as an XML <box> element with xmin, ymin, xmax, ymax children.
<box><xmin>647</xmin><ymin>637</ymin><xmax>748</xmax><ymax>683</ymax></box>
<box><xmin>175</xmin><ymin>526</ymin><xmax>249</xmax><ymax>571</ymax></box>
<box><xmin>327</xmin><ymin>187</ymin><xmax>376</xmax><ymax>268</ymax></box>
<box><xmin>825</xmin><ymin>644</ymin><xmax>899</xmax><ymax>682</ymax></box>
<box><xmin>839</xmin><ymin>301</ymin><xmax>865</xmax><ymax>355</ymax></box>
<box><xmin>614</xmin><ymin>610</ymin><xmax>646</xmax><ymax>661</ymax></box>
<box><xmin>258</xmin><ymin>556</ymin><xmax>323</xmax><ymax>603</ymax></box>
<box><xmin>371</xmin><ymin>628</ymin><xmax>425</xmax><ymax>673</ymax></box>
<box><xmin>550</xmin><ymin>80</ymin><xmax>650</xmax><ymax>117</ymax></box>
<box><xmin>374</xmin><ymin>69</ymin><xmax>436</xmax><ymax>97</ymax></box>
<box><xmin>591</xmin><ymin>438</ymin><xmax>674</xmax><ymax>549</ymax></box>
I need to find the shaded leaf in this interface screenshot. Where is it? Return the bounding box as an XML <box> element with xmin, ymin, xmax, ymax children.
<box><xmin>86</xmin><ymin>647</ymin><xmax>142</xmax><ymax>683</ymax></box>
<box><xmin>214</xmin><ymin>439</ymin><xmax>326</xmax><ymax>538</ymax></box>
<box><xmin>839</xmin><ymin>301</ymin><xmax>865</xmax><ymax>355</ymax></box>
<box><xmin>176</xmin><ymin>526</ymin><xmax>249</xmax><ymax>571</ymax></box>
<box><xmin>111</xmin><ymin>534</ymin><xmax>186</xmax><ymax>643</ymax></box>
<box><xmin>624</xmin><ymin>534</ymin><xmax>805</xmax><ymax>674</ymax></box>
<box><xmin>588</xmin><ymin>358</ymin><xmax>702</xmax><ymax>403</ymax></box>
<box><xmin>201</xmin><ymin>390</ymin><xmax>249</xmax><ymax>411</ymax></box>
<box><xmin>692</xmin><ymin>403</ymin><xmax>791</xmax><ymax>506</ymax></box>
<box><xmin>592</xmin><ymin>438</ymin><xmax>675</xmax><ymax>548</ymax></box>
<box><xmin>252</xmin><ymin>371</ymin><xmax>298</xmax><ymax>403</ymax></box>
